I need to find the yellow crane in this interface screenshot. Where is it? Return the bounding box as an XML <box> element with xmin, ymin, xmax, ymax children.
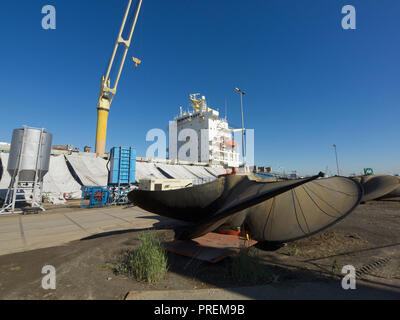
<box><xmin>95</xmin><ymin>0</ymin><xmax>143</xmax><ymax>155</ymax></box>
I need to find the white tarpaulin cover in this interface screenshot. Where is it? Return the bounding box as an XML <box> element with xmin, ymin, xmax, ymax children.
<box><xmin>182</xmin><ymin>165</ymin><xmax>216</xmax><ymax>179</ymax></box>
<box><xmin>156</xmin><ymin>163</ymin><xmax>198</xmax><ymax>179</ymax></box>
<box><xmin>66</xmin><ymin>154</ymin><xmax>108</xmax><ymax>186</ymax></box>
<box><xmin>1</xmin><ymin>153</ymin><xmax>82</xmax><ymax>201</ymax></box>
<box><xmin>135</xmin><ymin>162</ymin><xmax>168</xmax><ymax>181</ymax></box>
<box><xmin>1</xmin><ymin>151</ymin><xmax>228</xmax><ymax>202</ymax></box>
<box><xmin>205</xmin><ymin>166</ymin><xmax>227</xmax><ymax>177</ymax></box>
<box><xmin>43</xmin><ymin>155</ymin><xmax>82</xmax><ymax>199</ymax></box>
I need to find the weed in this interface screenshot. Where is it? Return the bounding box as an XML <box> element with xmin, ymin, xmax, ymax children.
<box><xmin>114</xmin><ymin>231</ymin><xmax>168</xmax><ymax>283</ymax></box>
<box><xmin>102</xmin><ymin>263</ymin><xmax>114</xmax><ymax>270</ymax></box>
<box><xmin>288</xmin><ymin>244</ymin><xmax>299</xmax><ymax>257</ymax></box>
<box><xmin>331</xmin><ymin>260</ymin><xmax>340</xmax><ymax>279</ymax></box>
<box><xmin>231</xmin><ymin>247</ymin><xmax>270</xmax><ymax>284</ymax></box>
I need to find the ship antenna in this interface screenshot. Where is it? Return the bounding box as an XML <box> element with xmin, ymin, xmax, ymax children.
<box><xmin>225</xmin><ymin>98</ymin><xmax>228</xmax><ymax>120</ymax></box>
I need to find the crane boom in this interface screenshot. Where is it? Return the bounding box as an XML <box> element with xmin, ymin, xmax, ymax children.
<box><xmin>95</xmin><ymin>0</ymin><xmax>143</xmax><ymax>155</ymax></box>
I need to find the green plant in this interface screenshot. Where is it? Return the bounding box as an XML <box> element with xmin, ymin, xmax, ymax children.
<box><xmin>288</xmin><ymin>244</ymin><xmax>299</xmax><ymax>256</ymax></box>
<box><xmin>231</xmin><ymin>247</ymin><xmax>270</xmax><ymax>284</ymax></box>
<box><xmin>114</xmin><ymin>231</ymin><xmax>168</xmax><ymax>283</ymax></box>
<box><xmin>331</xmin><ymin>260</ymin><xmax>340</xmax><ymax>279</ymax></box>
<box><xmin>102</xmin><ymin>263</ymin><xmax>114</xmax><ymax>270</ymax></box>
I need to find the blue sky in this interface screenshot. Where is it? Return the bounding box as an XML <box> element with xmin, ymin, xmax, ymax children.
<box><xmin>0</xmin><ymin>0</ymin><xmax>399</xmax><ymax>176</ymax></box>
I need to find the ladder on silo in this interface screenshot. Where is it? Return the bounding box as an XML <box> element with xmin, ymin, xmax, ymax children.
<box><xmin>1</xmin><ymin>127</ymin><xmax>46</xmax><ymax>215</ymax></box>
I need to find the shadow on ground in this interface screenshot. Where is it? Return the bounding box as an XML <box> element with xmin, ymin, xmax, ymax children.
<box><xmin>0</xmin><ymin>202</ymin><xmax>399</xmax><ymax>299</ymax></box>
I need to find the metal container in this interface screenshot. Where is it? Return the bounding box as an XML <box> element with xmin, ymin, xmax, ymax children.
<box><xmin>7</xmin><ymin>127</ymin><xmax>53</xmax><ymax>182</ymax></box>
<box><xmin>108</xmin><ymin>147</ymin><xmax>136</xmax><ymax>186</ymax></box>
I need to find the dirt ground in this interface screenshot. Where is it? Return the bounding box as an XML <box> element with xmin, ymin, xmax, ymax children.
<box><xmin>0</xmin><ymin>200</ymin><xmax>399</xmax><ymax>300</ymax></box>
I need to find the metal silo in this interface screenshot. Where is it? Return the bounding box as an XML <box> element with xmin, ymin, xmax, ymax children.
<box><xmin>7</xmin><ymin>127</ymin><xmax>53</xmax><ymax>182</ymax></box>
<box><xmin>1</xmin><ymin>126</ymin><xmax>53</xmax><ymax>214</ymax></box>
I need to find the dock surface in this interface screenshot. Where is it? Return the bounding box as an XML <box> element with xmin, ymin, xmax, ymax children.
<box><xmin>0</xmin><ymin>205</ymin><xmax>175</xmax><ymax>256</ymax></box>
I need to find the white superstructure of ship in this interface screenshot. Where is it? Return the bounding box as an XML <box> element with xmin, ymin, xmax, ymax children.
<box><xmin>169</xmin><ymin>94</ymin><xmax>240</xmax><ymax>168</ymax></box>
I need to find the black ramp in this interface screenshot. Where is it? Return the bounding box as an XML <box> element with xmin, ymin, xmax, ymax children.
<box><xmin>378</xmin><ymin>176</ymin><xmax>400</xmax><ymax>200</ymax></box>
<box><xmin>244</xmin><ymin>177</ymin><xmax>362</xmax><ymax>242</ymax></box>
<box><xmin>129</xmin><ymin>174</ymin><xmax>363</xmax><ymax>243</ymax></box>
<box><xmin>129</xmin><ymin>174</ymin><xmax>318</xmax><ymax>225</ymax></box>
<box><xmin>181</xmin><ymin>176</ymin><xmax>361</xmax><ymax>241</ymax></box>
<box><xmin>358</xmin><ymin>175</ymin><xmax>400</xmax><ymax>202</ymax></box>
<box><xmin>128</xmin><ymin>176</ymin><xmax>243</xmax><ymax>222</ymax></box>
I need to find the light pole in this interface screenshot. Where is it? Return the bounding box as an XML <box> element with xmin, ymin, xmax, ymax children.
<box><xmin>333</xmin><ymin>144</ymin><xmax>340</xmax><ymax>176</ymax></box>
<box><xmin>235</xmin><ymin>88</ymin><xmax>246</xmax><ymax>171</ymax></box>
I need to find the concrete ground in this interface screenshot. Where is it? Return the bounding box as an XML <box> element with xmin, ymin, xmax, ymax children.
<box><xmin>0</xmin><ymin>205</ymin><xmax>174</xmax><ymax>256</ymax></box>
<box><xmin>0</xmin><ymin>201</ymin><xmax>398</xmax><ymax>300</ymax></box>
<box><xmin>126</xmin><ymin>281</ymin><xmax>399</xmax><ymax>300</ymax></box>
